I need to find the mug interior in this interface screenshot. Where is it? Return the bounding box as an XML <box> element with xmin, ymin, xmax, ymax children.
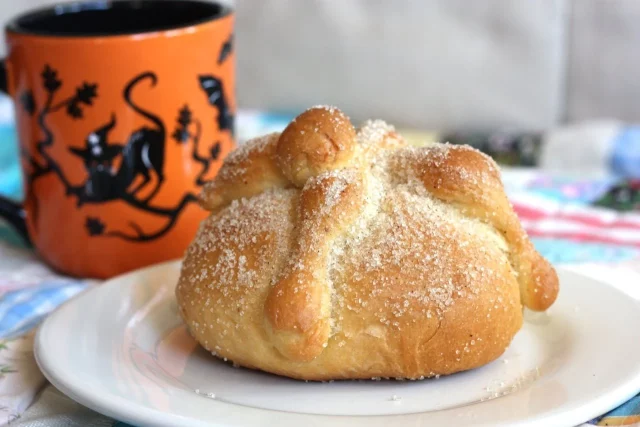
<box><xmin>6</xmin><ymin>0</ymin><xmax>231</xmax><ymax>37</ymax></box>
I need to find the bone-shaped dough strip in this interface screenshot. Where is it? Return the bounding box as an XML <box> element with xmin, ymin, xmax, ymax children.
<box><xmin>393</xmin><ymin>144</ymin><xmax>558</xmax><ymax>311</ymax></box>
<box><xmin>264</xmin><ymin>169</ymin><xmax>365</xmax><ymax>361</ymax></box>
<box><xmin>200</xmin><ymin>132</ymin><xmax>289</xmax><ymax>212</ymax></box>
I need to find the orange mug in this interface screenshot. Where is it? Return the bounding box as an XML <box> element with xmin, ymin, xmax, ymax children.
<box><xmin>0</xmin><ymin>1</ymin><xmax>235</xmax><ymax>278</ymax></box>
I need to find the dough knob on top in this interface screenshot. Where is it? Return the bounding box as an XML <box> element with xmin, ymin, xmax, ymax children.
<box><xmin>276</xmin><ymin>106</ymin><xmax>357</xmax><ymax>187</ymax></box>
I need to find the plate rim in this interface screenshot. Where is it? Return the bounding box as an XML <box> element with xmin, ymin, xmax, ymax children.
<box><xmin>35</xmin><ymin>260</ymin><xmax>640</xmax><ymax>427</ymax></box>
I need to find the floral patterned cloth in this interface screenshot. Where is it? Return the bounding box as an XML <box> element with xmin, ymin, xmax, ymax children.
<box><xmin>0</xmin><ymin>333</ymin><xmax>42</xmax><ymax>425</ymax></box>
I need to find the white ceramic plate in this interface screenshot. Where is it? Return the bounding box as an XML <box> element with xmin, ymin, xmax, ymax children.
<box><xmin>35</xmin><ymin>261</ymin><xmax>640</xmax><ymax>427</ymax></box>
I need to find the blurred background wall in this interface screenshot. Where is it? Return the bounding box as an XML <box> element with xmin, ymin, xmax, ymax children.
<box><xmin>0</xmin><ymin>0</ymin><xmax>639</xmax><ymax>131</ymax></box>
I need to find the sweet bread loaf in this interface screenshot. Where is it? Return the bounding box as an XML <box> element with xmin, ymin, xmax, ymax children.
<box><xmin>176</xmin><ymin>106</ymin><xmax>558</xmax><ymax>380</ymax></box>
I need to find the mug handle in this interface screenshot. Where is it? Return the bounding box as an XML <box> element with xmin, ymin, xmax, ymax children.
<box><xmin>0</xmin><ymin>59</ymin><xmax>31</xmax><ymax>244</ymax></box>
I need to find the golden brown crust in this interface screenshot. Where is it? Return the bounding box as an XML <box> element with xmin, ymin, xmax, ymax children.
<box><xmin>177</xmin><ymin>106</ymin><xmax>559</xmax><ymax>381</ymax></box>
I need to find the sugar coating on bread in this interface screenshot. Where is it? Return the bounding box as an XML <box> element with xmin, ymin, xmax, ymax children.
<box><xmin>177</xmin><ymin>106</ymin><xmax>559</xmax><ymax>380</ymax></box>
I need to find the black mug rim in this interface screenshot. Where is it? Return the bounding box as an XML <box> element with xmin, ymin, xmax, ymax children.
<box><xmin>5</xmin><ymin>0</ymin><xmax>232</xmax><ymax>38</ymax></box>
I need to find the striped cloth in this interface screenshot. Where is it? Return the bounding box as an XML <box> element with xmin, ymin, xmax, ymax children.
<box><xmin>0</xmin><ymin>281</ymin><xmax>87</xmax><ymax>339</ymax></box>
<box><xmin>516</xmin><ymin>195</ymin><xmax>640</xmax><ymax>247</ymax></box>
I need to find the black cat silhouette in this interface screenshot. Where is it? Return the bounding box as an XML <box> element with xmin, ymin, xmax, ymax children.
<box><xmin>69</xmin><ymin>72</ymin><xmax>166</xmax><ymax>205</ymax></box>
